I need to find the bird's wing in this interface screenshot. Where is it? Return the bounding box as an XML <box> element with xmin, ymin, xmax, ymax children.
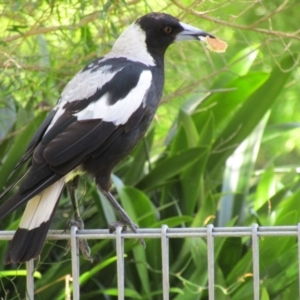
<box><xmin>0</xmin><ymin>110</ymin><xmax>57</xmax><ymax>200</ymax></box>
<box><xmin>1</xmin><ymin>58</ymin><xmax>154</xmax><ymax>264</ymax></box>
<box><xmin>43</xmin><ymin>66</ymin><xmax>152</xmax><ymax>166</ymax></box>
<box><xmin>13</xmin><ymin>110</ymin><xmax>57</xmax><ymax>172</ymax></box>
<box><xmin>0</xmin><ymin>58</ymin><xmax>152</xmax><ymax>214</ymax></box>
<box><xmin>27</xmin><ymin>58</ymin><xmax>151</xmax><ymax>182</ymax></box>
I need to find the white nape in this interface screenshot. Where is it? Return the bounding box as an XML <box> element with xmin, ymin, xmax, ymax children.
<box><xmin>106</xmin><ymin>23</ymin><xmax>156</xmax><ymax>66</ymax></box>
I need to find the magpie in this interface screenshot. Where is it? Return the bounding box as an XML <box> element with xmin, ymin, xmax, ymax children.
<box><xmin>0</xmin><ymin>12</ymin><xmax>215</xmax><ymax>264</ymax></box>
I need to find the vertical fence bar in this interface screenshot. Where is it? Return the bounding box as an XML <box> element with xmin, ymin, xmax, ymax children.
<box><xmin>252</xmin><ymin>224</ymin><xmax>260</xmax><ymax>300</ymax></box>
<box><xmin>207</xmin><ymin>224</ymin><xmax>214</xmax><ymax>300</ymax></box>
<box><xmin>161</xmin><ymin>225</ymin><xmax>169</xmax><ymax>300</ymax></box>
<box><xmin>71</xmin><ymin>226</ymin><xmax>80</xmax><ymax>300</ymax></box>
<box><xmin>116</xmin><ymin>226</ymin><xmax>125</xmax><ymax>300</ymax></box>
<box><xmin>26</xmin><ymin>259</ymin><xmax>34</xmax><ymax>300</ymax></box>
<box><xmin>297</xmin><ymin>223</ymin><xmax>300</xmax><ymax>300</ymax></box>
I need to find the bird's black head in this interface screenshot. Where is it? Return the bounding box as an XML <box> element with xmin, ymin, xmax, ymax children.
<box><xmin>136</xmin><ymin>13</ymin><xmax>183</xmax><ymax>55</ymax></box>
<box><xmin>135</xmin><ymin>12</ymin><xmax>215</xmax><ymax>62</ymax></box>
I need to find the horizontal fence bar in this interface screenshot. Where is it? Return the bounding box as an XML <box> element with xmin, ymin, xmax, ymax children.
<box><xmin>1</xmin><ymin>226</ymin><xmax>299</xmax><ymax>241</ymax></box>
<box><xmin>2</xmin><ymin>224</ymin><xmax>300</xmax><ymax>300</ymax></box>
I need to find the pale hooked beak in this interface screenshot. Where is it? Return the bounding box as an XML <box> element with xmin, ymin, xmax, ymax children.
<box><xmin>176</xmin><ymin>22</ymin><xmax>215</xmax><ymax>41</ymax></box>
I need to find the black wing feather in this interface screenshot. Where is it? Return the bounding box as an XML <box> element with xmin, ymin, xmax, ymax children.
<box><xmin>4</xmin><ymin>205</ymin><xmax>58</xmax><ymax>264</ymax></box>
<box><xmin>13</xmin><ymin>109</ymin><xmax>56</xmax><ymax>172</ymax></box>
<box><xmin>44</xmin><ymin>120</ymin><xmax>117</xmax><ymax>166</ymax></box>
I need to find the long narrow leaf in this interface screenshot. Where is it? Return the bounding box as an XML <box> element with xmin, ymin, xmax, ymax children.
<box><xmin>208</xmin><ymin>55</ymin><xmax>295</xmax><ymax>177</ymax></box>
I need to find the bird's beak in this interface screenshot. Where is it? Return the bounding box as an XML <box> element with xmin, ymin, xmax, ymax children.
<box><xmin>176</xmin><ymin>22</ymin><xmax>215</xmax><ymax>41</ymax></box>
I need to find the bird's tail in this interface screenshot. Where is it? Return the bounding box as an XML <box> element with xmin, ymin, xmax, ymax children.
<box><xmin>4</xmin><ymin>178</ymin><xmax>65</xmax><ymax>264</ymax></box>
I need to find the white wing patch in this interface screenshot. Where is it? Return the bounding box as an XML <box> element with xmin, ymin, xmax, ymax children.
<box><xmin>75</xmin><ymin>70</ymin><xmax>152</xmax><ymax>125</ymax></box>
<box><xmin>19</xmin><ymin>179</ymin><xmax>65</xmax><ymax>230</ymax></box>
<box><xmin>46</xmin><ymin>63</ymin><xmax>123</xmax><ymax>132</ymax></box>
<box><xmin>60</xmin><ymin>64</ymin><xmax>119</xmax><ymax>104</ymax></box>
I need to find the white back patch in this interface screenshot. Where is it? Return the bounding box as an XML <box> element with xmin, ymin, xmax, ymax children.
<box><xmin>60</xmin><ymin>64</ymin><xmax>120</xmax><ymax>104</ymax></box>
<box><xmin>75</xmin><ymin>70</ymin><xmax>152</xmax><ymax>125</ymax></box>
<box><xmin>106</xmin><ymin>23</ymin><xmax>155</xmax><ymax>66</ymax></box>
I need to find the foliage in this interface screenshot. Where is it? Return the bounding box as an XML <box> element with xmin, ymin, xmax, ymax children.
<box><xmin>1</xmin><ymin>0</ymin><xmax>300</xmax><ymax>299</ymax></box>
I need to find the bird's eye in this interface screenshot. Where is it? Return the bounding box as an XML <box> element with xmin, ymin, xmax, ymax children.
<box><xmin>164</xmin><ymin>26</ymin><xmax>173</xmax><ymax>34</ymax></box>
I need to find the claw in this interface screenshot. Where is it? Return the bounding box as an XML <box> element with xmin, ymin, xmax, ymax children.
<box><xmin>109</xmin><ymin>220</ymin><xmax>146</xmax><ymax>248</ymax></box>
<box><xmin>65</xmin><ymin>218</ymin><xmax>93</xmax><ymax>262</ymax></box>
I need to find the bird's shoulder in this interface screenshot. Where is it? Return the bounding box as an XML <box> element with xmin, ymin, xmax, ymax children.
<box><xmin>58</xmin><ymin>56</ymin><xmax>154</xmax><ymax>109</ymax></box>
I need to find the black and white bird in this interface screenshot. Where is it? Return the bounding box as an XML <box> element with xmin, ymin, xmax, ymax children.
<box><xmin>0</xmin><ymin>12</ymin><xmax>215</xmax><ymax>264</ymax></box>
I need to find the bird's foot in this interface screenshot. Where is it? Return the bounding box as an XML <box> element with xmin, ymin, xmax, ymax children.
<box><xmin>109</xmin><ymin>220</ymin><xmax>145</xmax><ymax>248</ymax></box>
<box><xmin>102</xmin><ymin>190</ymin><xmax>146</xmax><ymax>248</ymax></box>
<box><xmin>67</xmin><ymin>218</ymin><xmax>85</xmax><ymax>229</ymax></box>
<box><xmin>108</xmin><ymin>221</ymin><xmax>128</xmax><ymax>233</ymax></box>
<box><xmin>65</xmin><ymin>218</ymin><xmax>93</xmax><ymax>262</ymax></box>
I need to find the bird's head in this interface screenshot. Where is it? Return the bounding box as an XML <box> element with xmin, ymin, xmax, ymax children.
<box><xmin>109</xmin><ymin>12</ymin><xmax>215</xmax><ymax>66</ymax></box>
<box><xmin>137</xmin><ymin>13</ymin><xmax>215</xmax><ymax>52</ymax></box>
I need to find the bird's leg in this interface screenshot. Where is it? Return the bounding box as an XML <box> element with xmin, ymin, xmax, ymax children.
<box><xmin>65</xmin><ymin>176</ymin><xmax>93</xmax><ymax>262</ymax></box>
<box><xmin>67</xmin><ymin>175</ymin><xmax>81</xmax><ymax>222</ymax></box>
<box><xmin>102</xmin><ymin>190</ymin><xmax>146</xmax><ymax>248</ymax></box>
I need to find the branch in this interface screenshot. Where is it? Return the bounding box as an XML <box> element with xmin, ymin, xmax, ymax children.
<box><xmin>3</xmin><ymin>11</ymin><xmax>102</xmax><ymax>43</ymax></box>
<box><xmin>172</xmin><ymin>0</ymin><xmax>300</xmax><ymax>41</ymax></box>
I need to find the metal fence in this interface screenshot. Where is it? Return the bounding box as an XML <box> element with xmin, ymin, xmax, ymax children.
<box><xmin>1</xmin><ymin>224</ymin><xmax>300</xmax><ymax>300</ymax></box>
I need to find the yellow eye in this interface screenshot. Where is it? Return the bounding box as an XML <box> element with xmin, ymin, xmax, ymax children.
<box><xmin>164</xmin><ymin>26</ymin><xmax>172</xmax><ymax>34</ymax></box>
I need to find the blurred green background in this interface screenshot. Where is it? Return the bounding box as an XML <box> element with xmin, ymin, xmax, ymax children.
<box><xmin>1</xmin><ymin>0</ymin><xmax>300</xmax><ymax>299</ymax></box>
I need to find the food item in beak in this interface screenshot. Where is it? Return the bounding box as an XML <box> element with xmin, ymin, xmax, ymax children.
<box><xmin>199</xmin><ymin>36</ymin><xmax>228</xmax><ymax>53</ymax></box>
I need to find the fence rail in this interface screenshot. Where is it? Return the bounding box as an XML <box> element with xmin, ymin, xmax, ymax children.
<box><xmin>1</xmin><ymin>224</ymin><xmax>300</xmax><ymax>300</ymax></box>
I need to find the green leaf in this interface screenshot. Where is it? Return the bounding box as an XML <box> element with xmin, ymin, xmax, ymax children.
<box><xmin>192</xmin><ymin>72</ymin><xmax>269</xmax><ymax>140</ymax></box>
<box><xmin>180</xmin><ymin>148</ymin><xmax>210</xmax><ymax>215</ymax></box>
<box><xmin>79</xmin><ymin>256</ymin><xmax>118</xmax><ymax>285</ymax></box>
<box><xmin>112</xmin><ymin>178</ymin><xmax>152</xmax><ymax>296</ymax></box>
<box><xmin>103</xmin><ymin>288</ymin><xmax>143</xmax><ymax>298</ymax></box>
<box><xmin>208</xmin><ymin>55</ymin><xmax>295</xmax><ymax>177</ymax></box>
<box><xmin>254</xmin><ymin>166</ymin><xmax>276</xmax><ymax>211</ymax></box>
<box><xmin>218</xmin><ymin>113</ymin><xmax>270</xmax><ymax>226</ymax></box>
<box><xmin>191</xmin><ymin>192</ymin><xmax>217</xmax><ymax>227</ymax></box>
<box><xmin>0</xmin><ymin>111</ymin><xmax>47</xmax><ymax>190</ymax></box>
<box><xmin>0</xmin><ymin>269</ymin><xmax>42</xmax><ymax>279</ymax></box>
<box><xmin>123</xmin><ymin>128</ymin><xmax>155</xmax><ymax>185</ymax></box>
<box><xmin>136</xmin><ymin>147</ymin><xmax>207</xmax><ymax>191</ymax></box>
<box><xmin>276</xmin><ymin>187</ymin><xmax>300</xmax><ymax>223</ymax></box>
<box><xmin>169</xmin><ymin>124</ymin><xmax>189</xmax><ymax>154</ymax></box>
<box><xmin>57</xmin><ymin>256</ymin><xmax>119</xmax><ymax>300</ymax></box>
<box><xmin>173</xmin><ymin>238</ymin><xmax>208</xmax><ymax>300</ymax></box>
<box><xmin>178</xmin><ymin>109</ymin><xmax>199</xmax><ymax>147</ymax></box>
<box><xmin>123</xmin><ymin>186</ymin><xmax>157</xmax><ymax>227</ymax></box>
<box><xmin>197</xmin><ymin>113</ymin><xmax>214</xmax><ymax>147</ymax></box>
<box><xmin>212</xmin><ymin>46</ymin><xmax>260</xmax><ymax>88</ymax></box>
<box><xmin>152</xmin><ymin>216</ymin><xmax>194</xmax><ymax>227</ymax></box>
<box><xmin>0</xmin><ymin>95</ymin><xmax>16</xmax><ymax>140</ymax></box>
